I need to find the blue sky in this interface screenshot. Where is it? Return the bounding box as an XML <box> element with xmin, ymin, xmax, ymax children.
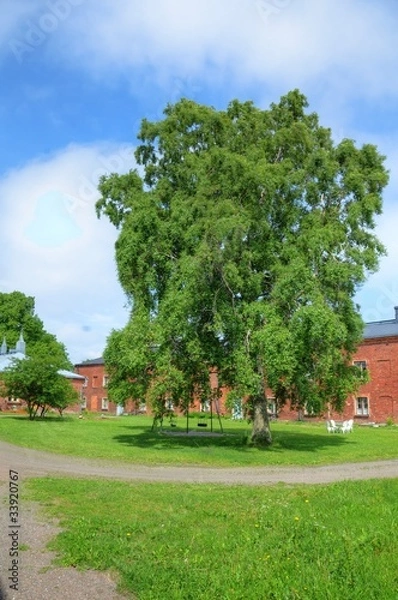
<box><xmin>1</xmin><ymin>0</ymin><xmax>398</xmax><ymax>363</ymax></box>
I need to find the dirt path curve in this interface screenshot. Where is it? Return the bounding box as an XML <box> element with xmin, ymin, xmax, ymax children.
<box><xmin>1</xmin><ymin>439</ymin><xmax>398</xmax><ymax>485</ymax></box>
<box><xmin>1</xmin><ymin>440</ymin><xmax>397</xmax><ymax>600</ymax></box>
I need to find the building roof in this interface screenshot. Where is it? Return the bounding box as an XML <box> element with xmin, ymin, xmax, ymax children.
<box><xmin>74</xmin><ymin>357</ymin><xmax>105</xmax><ymax>367</ymax></box>
<box><xmin>58</xmin><ymin>369</ymin><xmax>86</xmax><ymax>380</ymax></box>
<box><xmin>0</xmin><ymin>352</ymin><xmax>26</xmax><ymax>372</ymax></box>
<box><xmin>0</xmin><ymin>355</ymin><xmax>85</xmax><ymax>380</ymax></box>
<box><xmin>0</xmin><ymin>332</ymin><xmax>26</xmax><ymax>357</ymax></box>
<box><xmin>363</xmin><ymin>306</ymin><xmax>398</xmax><ymax>339</ymax></box>
<box><xmin>0</xmin><ymin>340</ymin><xmax>85</xmax><ymax>381</ymax></box>
<box><xmin>363</xmin><ymin>319</ymin><xmax>398</xmax><ymax>339</ymax></box>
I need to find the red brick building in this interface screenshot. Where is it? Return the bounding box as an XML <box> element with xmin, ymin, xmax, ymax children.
<box><xmin>74</xmin><ymin>357</ymin><xmax>112</xmax><ymax>413</ymax></box>
<box><xmin>74</xmin><ymin>358</ymin><xmax>137</xmax><ymax>415</ymax></box>
<box><xmin>74</xmin><ymin>308</ymin><xmax>398</xmax><ymax>423</ymax></box>
<box><xmin>346</xmin><ymin>308</ymin><xmax>398</xmax><ymax>423</ymax></box>
<box><xmin>277</xmin><ymin>307</ymin><xmax>398</xmax><ymax>424</ymax></box>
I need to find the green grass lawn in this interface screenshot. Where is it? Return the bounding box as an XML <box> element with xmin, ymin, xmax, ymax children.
<box><xmin>25</xmin><ymin>476</ymin><xmax>398</xmax><ymax>599</ymax></box>
<box><xmin>5</xmin><ymin>414</ymin><xmax>397</xmax><ymax>598</ymax></box>
<box><xmin>0</xmin><ymin>413</ymin><xmax>397</xmax><ymax>466</ymax></box>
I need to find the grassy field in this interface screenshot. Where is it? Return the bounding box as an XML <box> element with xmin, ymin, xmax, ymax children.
<box><xmin>0</xmin><ymin>413</ymin><xmax>397</xmax><ymax>466</ymax></box>
<box><xmin>25</xmin><ymin>476</ymin><xmax>398</xmax><ymax>599</ymax></box>
<box><xmin>5</xmin><ymin>414</ymin><xmax>397</xmax><ymax>598</ymax></box>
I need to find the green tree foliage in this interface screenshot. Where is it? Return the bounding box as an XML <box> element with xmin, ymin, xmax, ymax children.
<box><xmin>0</xmin><ymin>291</ymin><xmax>70</xmax><ymax>367</ymax></box>
<box><xmin>1</xmin><ymin>354</ymin><xmax>79</xmax><ymax>419</ymax></box>
<box><xmin>96</xmin><ymin>90</ymin><xmax>388</xmax><ymax>444</ymax></box>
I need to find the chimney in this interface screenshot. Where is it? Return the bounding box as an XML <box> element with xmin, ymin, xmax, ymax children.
<box><xmin>395</xmin><ymin>306</ymin><xmax>398</xmax><ymax>322</ymax></box>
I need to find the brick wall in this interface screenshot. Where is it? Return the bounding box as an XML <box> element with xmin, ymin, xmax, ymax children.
<box><xmin>67</xmin><ymin>377</ymin><xmax>86</xmax><ymax>413</ymax></box>
<box><xmin>74</xmin><ymin>362</ymin><xmax>138</xmax><ymax>415</ymax></box>
<box><xmin>73</xmin><ymin>334</ymin><xmax>398</xmax><ymax>423</ymax></box>
<box><xmin>75</xmin><ymin>362</ymin><xmax>111</xmax><ymax>413</ymax></box>
<box><xmin>350</xmin><ymin>336</ymin><xmax>398</xmax><ymax>422</ymax></box>
<box><xmin>274</xmin><ymin>336</ymin><xmax>398</xmax><ymax>423</ymax></box>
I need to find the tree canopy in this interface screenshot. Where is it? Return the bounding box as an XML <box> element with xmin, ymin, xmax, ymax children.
<box><xmin>0</xmin><ymin>291</ymin><xmax>76</xmax><ymax>419</ymax></box>
<box><xmin>96</xmin><ymin>90</ymin><xmax>388</xmax><ymax>444</ymax></box>
<box><xmin>0</xmin><ymin>291</ymin><xmax>71</xmax><ymax>367</ymax></box>
<box><xmin>1</xmin><ymin>354</ymin><xmax>79</xmax><ymax>419</ymax></box>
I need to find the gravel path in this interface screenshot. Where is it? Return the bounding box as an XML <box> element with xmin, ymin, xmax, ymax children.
<box><xmin>1</xmin><ymin>440</ymin><xmax>398</xmax><ymax>486</ymax></box>
<box><xmin>1</xmin><ymin>440</ymin><xmax>397</xmax><ymax>600</ymax></box>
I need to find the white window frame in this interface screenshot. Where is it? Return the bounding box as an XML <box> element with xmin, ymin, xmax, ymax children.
<box><xmin>103</xmin><ymin>375</ymin><xmax>109</xmax><ymax>387</ymax></box>
<box><xmin>353</xmin><ymin>360</ymin><xmax>367</xmax><ymax>372</ymax></box>
<box><xmin>356</xmin><ymin>396</ymin><xmax>369</xmax><ymax>416</ymax></box>
<box><xmin>101</xmin><ymin>397</ymin><xmax>109</xmax><ymax>411</ymax></box>
<box><xmin>200</xmin><ymin>400</ymin><xmax>210</xmax><ymax>413</ymax></box>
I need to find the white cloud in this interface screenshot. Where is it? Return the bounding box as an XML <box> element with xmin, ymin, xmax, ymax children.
<box><xmin>0</xmin><ymin>0</ymin><xmax>40</xmax><ymax>49</ymax></box>
<box><xmin>0</xmin><ymin>142</ymin><xmax>134</xmax><ymax>362</ymax></box>
<box><xmin>3</xmin><ymin>0</ymin><xmax>398</xmax><ymax>103</ymax></box>
<box><xmin>45</xmin><ymin>0</ymin><xmax>398</xmax><ymax>100</ymax></box>
<box><xmin>1</xmin><ymin>0</ymin><xmax>398</xmax><ymax>349</ymax></box>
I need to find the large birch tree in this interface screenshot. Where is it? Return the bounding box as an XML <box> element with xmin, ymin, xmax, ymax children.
<box><xmin>96</xmin><ymin>90</ymin><xmax>388</xmax><ymax>445</ymax></box>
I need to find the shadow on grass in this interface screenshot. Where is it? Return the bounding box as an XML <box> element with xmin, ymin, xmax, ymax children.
<box><xmin>113</xmin><ymin>424</ymin><xmax>354</xmax><ymax>454</ymax></box>
<box><xmin>0</xmin><ymin>415</ymin><xmax>76</xmax><ymax>422</ymax></box>
<box><xmin>271</xmin><ymin>429</ymin><xmax>357</xmax><ymax>452</ymax></box>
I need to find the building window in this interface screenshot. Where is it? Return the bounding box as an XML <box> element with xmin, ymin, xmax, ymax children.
<box><xmin>267</xmin><ymin>398</ymin><xmax>277</xmax><ymax>417</ymax></box>
<box><xmin>103</xmin><ymin>375</ymin><xmax>109</xmax><ymax>387</ymax></box>
<box><xmin>356</xmin><ymin>397</ymin><xmax>369</xmax><ymax>416</ymax></box>
<box><xmin>303</xmin><ymin>402</ymin><xmax>320</xmax><ymax>417</ymax></box>
<box><xmin>101</xmin><ymin>398</ymin><xmax>109</xmax><ymax>411</ymax></box>
<box><xmin>81</xmin><ymin>396</ymin><xmax>87</xmax><ymax>409</ymax></box>
<box><xmin>232</xmin><ymin>399</ymin><xmax>243</xmax><ymax>420</ymax></box>
<box><xmin>7</xmin><ymin>396</ymin><xmax>20</xmax><ymax>404</ymax></box>
<box><xmin>92</xmin><ymin>375</ymin><xmax>98</xmax><ymax>388</ymax></box>
<box><xmin>353</xmin><ymin>360</ymin><xmax>367</xmax><ymax>372</ymax></box>
<box><xmin>200</xmin><ymin>400</ymin><xmax>210</xmax><ymax>412</ymax></box>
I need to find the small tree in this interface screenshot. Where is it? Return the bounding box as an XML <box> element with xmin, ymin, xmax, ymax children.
<box><xmin>1</xmin><ymin>355</ymin><xmax>78</xmax><ymax>420</ymax></box>
<box><xmin>97</xmin><ymin>90</ymin><xmax>388</xmax><ymax>445</ymax></box>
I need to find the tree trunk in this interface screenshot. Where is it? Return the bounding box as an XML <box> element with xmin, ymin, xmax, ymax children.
<box><xmin>27</xmin><ymin>401</ymin><xmax>35</xmax><ymax>420</ymax></box>
<box><xmin>251</xmin><ymin>395</ymin><xmax>272</xmax><ymax>446</ymax></box>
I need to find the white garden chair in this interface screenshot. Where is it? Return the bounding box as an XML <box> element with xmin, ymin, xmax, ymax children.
<box><xmin>341</xmin><ymin>419</ymin><xmax>354</xmax><ymax>433</ymax></box>
<box><xmin>326</xmin><ymin>420</ymin><xmax>338</xmax><ymax>433</ymax></box>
